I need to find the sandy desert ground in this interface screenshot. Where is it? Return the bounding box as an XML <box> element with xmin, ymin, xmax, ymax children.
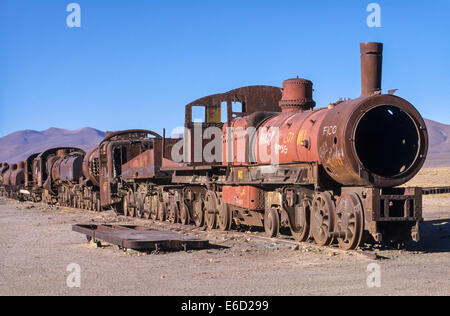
<box><xmin>0</xmin><ymin>168</ymin><xmax>449</xmax><ymax>296</ymax></box>
<box><xmin>405</xmin><ymin>167</ymin><xmax>450</xmax><ymax>187</ymax></box>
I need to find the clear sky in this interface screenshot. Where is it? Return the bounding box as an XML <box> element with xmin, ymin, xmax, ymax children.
<box><xmin>1</xmin><ymin>0</ymin><xmax>449</xmax><ymax>137</ymax></box>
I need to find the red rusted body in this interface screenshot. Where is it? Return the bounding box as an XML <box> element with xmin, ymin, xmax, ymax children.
<box><xmin>33</xmin><ymin>147</ymin><xmax>85</xmax><ymax>193</ymax></box>
<box><xmin>3</xmin><ymin>164</ymin><xmax>17</xmax><ymax>186</ymax></box>
<box><xmin>0</xmin><ymin>163</ymin><xmax>9</xmax><ymax>183</ymax></box>
<box><xmin>52</xmin><ymin>154</ymin><xmax>84</xmax><ymax>182</ymax></box>
<box><xmin>222</xmin><ymin>185</ymin><xmax>264</xmax><ymax>210</ymax></box>
<box><xmin>246</xmin><ymin>93</ymin><xmax>427</xmax><ymax>188</ymax></box>
<box><xmin>96</xmin><ymin>130</ymin><xmax>168</xmax><ymax>207</ymax></box>
<box><xmin>361</xmin><ymin>42</ymin><xmax>383</xmax><ymax>96</ymax></box>
<box><xmin>219</xmin><ymin>43</ymin><xmax>427</xmax><ymax>188</ymax></box>
<box><xmin>10</xmin><ymin>162</ymin><xmax>25</xmax><ymax>186</ymax></box>
<box><xmin>24</xmin><ymin>154</ymin><xmax>39</xmax><ymax>187</ymax></box>
<box><xmin>185</xmin><ymin>86</ymin><xmax>282</xmax><ymax>165</ymax></box>
<box><xmin>122</xmin><ymin>149</ymin><xmax>159</xmax><ymax>180</ymax></box>
<box><xmin>279</xmin><ymin>78</ymin><xmax>315</xmax><ymax>112</ymax></box>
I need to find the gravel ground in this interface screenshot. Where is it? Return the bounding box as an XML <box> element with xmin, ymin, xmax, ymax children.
<box><xmin>0</xmin><ymin>196</ymin><xmax>449</xmax><ymax>296</ymax></box>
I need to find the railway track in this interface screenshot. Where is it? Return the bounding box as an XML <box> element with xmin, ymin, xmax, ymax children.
<box><xmin>422</xmin><ymin>186</ymin><xmax>450</xmax><ymax>195</ymax></box>
<box><xmin>141</xmin><ymin>217</ymin><xmax>384</xmax><ymax>261</ymax></box>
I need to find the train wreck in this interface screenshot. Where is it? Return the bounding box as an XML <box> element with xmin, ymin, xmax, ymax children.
<box><xmin>0</xmin><ymin>42</ymin><xmax>429</xmax><ymax>251</ymax></box>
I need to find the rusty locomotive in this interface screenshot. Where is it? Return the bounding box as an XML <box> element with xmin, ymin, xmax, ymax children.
<box><xmin>0</xmin><ymin>43</ymin><xmax>428</xmax><ymax>250</ymax></box>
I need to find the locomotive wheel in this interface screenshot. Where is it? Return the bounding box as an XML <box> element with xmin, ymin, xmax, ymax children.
<box><xmin>128</xmin><ymin>191</ymin><xmax>136</xmax><ymax>218</ymax></box>
<box><xmin>96</xmin><ymin>198</ymin><xmax>101</xmax><ymax>212</ymax></box>
<box><xmin>180</xmin><ymin>202</ymin><xmax>190</xmax><ymax>225</ymax></box>
<box><xmin>335</xmin><ymin>192</ymin><xmax>364</xmax><ymax>250</ymax></box>
<box><xmin>290</xmin><ymin>202</ymin><xmax>310</xmax><ymax>242</ymax></box>
<box><xmin>150</xmin><ymin>196</ymin><xmax>158</xmax><ymax>220</ymax></box>
<box><xmin>143</xmin><ymin>196</ymin><xmax>151</xmax><ymax>219</ymax></box>
<box><xmin>205</xmin><ymin>192</ymin><xmax>218</xmax><ymax>230</ymax></box>
<box><xmin>135</xmin><ymin>192</ymin><xmax>145</xmax><ymax>218</ymax></box>
<box><xmin>206</xmin><ymin>210</ymin><xmax>216</xmax><ymax>230</ymax></box>
<box><xmin>123</xmin><ymin>197</ymin><xmax>129</xmax><ymax>217</ymax></box>
<box><xmin>193</xmin><ymin>199</ymin><xmax>205</xmax><ymax>227</ymax></box>
<box><xmin>311</xmin><ymin>192</ymin><xmax>335</xmax><ymax>246</ymax></box>
<box><xmin>158</xmin><ymin>200</ymin><xmax>167</xmax><ymax>222</ymax></box>
<box><xmin>218</xmin><ymin>203</ymin><xmax>232</xmax><ymax>231</ymax></box>
<box><xmin>264</xmin><ymin>207</ymin><xmax>280</xmax><ymax>238</ymax></box>
<box><xmin>168</xmin><ymin>202</ymin><xmax>179</xmax><ymax>223</ymax></box>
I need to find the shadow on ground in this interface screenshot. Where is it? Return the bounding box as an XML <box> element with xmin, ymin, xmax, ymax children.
<box><xmin>407</xmin><ymin>218</ymin><xmax>450</xmax><ymax>253</ymax></box>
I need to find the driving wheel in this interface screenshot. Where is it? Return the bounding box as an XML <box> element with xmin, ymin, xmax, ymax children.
<box><xmin>311</xmin><ymin>192</ymin><xmax>335</xmax><ymax>246</ymax></box>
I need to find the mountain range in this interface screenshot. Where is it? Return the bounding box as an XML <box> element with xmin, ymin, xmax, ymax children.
<box><xmin>424</xmin><ymin>119</ymin><xmax>450</xmax><ymax>167</ymax></box>
<box><xmin>0</xmin><ymin>127</ymin><xmax>105</xmax><ymax>163</ymax></box>
<box><xmin>0</xmin><ymin>120</ymin><xmax>448</xmax><ymax>166</ymax></box>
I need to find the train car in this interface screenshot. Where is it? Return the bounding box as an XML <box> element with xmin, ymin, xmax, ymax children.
<box><xmin>1</xmin><ymin>162</ymin><xmax>26</xmax><ymax>199</ymax></box>
<box><xmin>92</xmin><ymin>129</ymin><xmax>178</xmax><ymax>218</ymax></box>
<box><xmin>0</xmin><ymin>42</ymin><xmax>429</xmax><ymax>251</ymax></box>
<box><xmin>32</xmin><ymin>147</ymin><xmax>86</xmax><ymax>204</ymax></box>
<box><xmin>157</xmin><ymin>85</ymin><xmax>283</xmax><ymax>227</ymax></box>
<box><xmin>21</xmin><ymin>153</ymin><xmax>41</xmax><ymax>201</ymax></box>
<box><xmin>161</xmin><ymin>42</ymin><xmax>428</xmax><ymax>250</ymax></box>
<box><xmin>0</xmin><ymin>163</ymin><xmax>9</xmax><ymax>196</ymax></box>
<box><xmin>77</xmin><ymin>146</ymin><xmax>101</xmax><ymax>211</ymax></box>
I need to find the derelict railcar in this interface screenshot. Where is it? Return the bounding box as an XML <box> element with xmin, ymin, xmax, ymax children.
<box><xmin>154</xmin><ymin>42</ymin><xmax>428</xmax><ymax>250</ymax></box>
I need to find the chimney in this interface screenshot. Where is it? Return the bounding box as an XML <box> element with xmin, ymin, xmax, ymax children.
<box><xmin>279</xmin><ymin>78</ymin><xmax>316</xmax><ymax>112</ymax></box>
<box><xmin>360</xmin><ymin>42</ymin><xmax>383</xmax><ymax>96</ymax></box>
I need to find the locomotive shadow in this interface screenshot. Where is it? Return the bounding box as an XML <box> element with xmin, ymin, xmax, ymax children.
<box><xmin>141</xmin><ymin>243</ymin><xmax>229</xmax><ymax>255</ymax></box>
<box><xmin>406</xmin><ymin>218</ymin><xmax>450</xmax><ymax>253</ymax></box>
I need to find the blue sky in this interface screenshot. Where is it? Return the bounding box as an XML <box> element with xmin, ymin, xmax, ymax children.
<box><xmin>1</xmin><ymin>0</ymin><xmax>449</xmax><ymax>137</ymax></box>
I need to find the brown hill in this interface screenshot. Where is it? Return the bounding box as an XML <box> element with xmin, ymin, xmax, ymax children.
<box><xmin>424</xmin><ymin>119</ymin><xmax>450</xmax><ymax>167</ymax></box>
<box><xmin>0</xmin><ymin>127</ymin><xmax>105</xmax><ymax>163</ymax></box>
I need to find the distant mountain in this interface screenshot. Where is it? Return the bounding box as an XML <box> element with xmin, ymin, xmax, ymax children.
<box><xmin>424</xmin><ymin>119</ymin><xmax>450</xmax><ymax>167</ymax></box>
<box><xmin>0</xmin><ymin>127</ymin><xmax>105</xmax><ymax>163</ymax></box>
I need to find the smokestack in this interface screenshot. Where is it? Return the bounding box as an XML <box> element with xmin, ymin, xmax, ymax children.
<box><xmin>279</xmin><ymin>78</ymin><xmax>316</xmax><ymax>112</ymax></box>
<box><xmin>360</xmin><ymin>42</ymin><xmax>383</xmax><ymax>96</ymax></box>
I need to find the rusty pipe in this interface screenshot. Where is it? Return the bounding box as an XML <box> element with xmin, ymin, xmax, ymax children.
<box><xmin>361</xmin><ymin>42</ymin><xmax>383</xmax><ymax>96</ymax></box>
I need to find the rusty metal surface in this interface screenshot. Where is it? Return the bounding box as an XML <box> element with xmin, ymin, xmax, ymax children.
<box><xmin>216</xmin><ymin>42</ymin><xmax>429</xmax><ymax>188</ymax></box>
<box><xmin>97</xmin><ymin>130</ymin><xmax>164</xmax><ymax>207</ymax></box>
<box><xmin>186</xmin><ymin>85</ymin><xmax>282</xmax><ymax>125</ymax></box>
<box><xmin>24</xmin><ymin>153</ymin><xmax>39</xmax><ymax>187</ymax></box>
<box><xmin>222</xmin><ymin>185</ymin><xmax>264</xmax><ymax>210</ymax></box>
<box><xmin>9</xmin><ymin>162</ymin><xmax>25</xmax><ymax>187</ymax></box>
<box><xmin>58</xmin><ymin>154</ymin><xmax>84</xmax><ymax>182</ymax></box>
<box><xmin>100</xmin><ymin>129</ymin><xmax>161</xmax><ymax>145</ymax></box>
<box><xmin>279</xmin><ymin>78</ymin><xmax>316</xmax><ymax>112</ymax></box>
<box><xmin>33</xmin><ymin>147</ymin><xmax>86</xmax><ymax>188</ymax></box>
<box><xmin>72</xmin><ymin>224</ymin><xmax>209</xmax><ymax>250</ymax></box>
<box><xmin>317</xmin><ymin>95</ymin><xmax>428</xmax><ymax>187</ymax></box>
<box><xmin>0</xmin><ymin>163</ymin><xmax>9</xmax><ymax>183</ymax></box>
<box><xmin>183</xmin><ymin>86</ymin><xmax>282</xmax><ymax>165</ymax></box>
<box><xmin>3</xmin><ymin>164</ymin><xmax>17</xmax><ymax>186</ymax></box>
<box><xmin>82</xmin><ymin>147</ymin><xmax>100</xmax><ymax>187</ymax></box>
<box><xmin>360</xmin><ymin>42</ymin><xmax>383</xmax><ymax>97</ymax></box>
<box><xmin>121</xmin><ymin>149</ymin><xmax>157</xmax><ymax>179</ymax></box>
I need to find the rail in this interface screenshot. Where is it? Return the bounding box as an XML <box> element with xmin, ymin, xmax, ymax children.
<box><xmin>422</xmin><ymin>186</ymin><xmax>450</xmax><ymax>195</ymax></box>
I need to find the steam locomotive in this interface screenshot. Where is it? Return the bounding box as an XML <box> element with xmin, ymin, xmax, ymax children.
<box><xmin>0</xmin><ymin>42</ymin><xmax>428</xmax><ymax>250</ymax></box>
